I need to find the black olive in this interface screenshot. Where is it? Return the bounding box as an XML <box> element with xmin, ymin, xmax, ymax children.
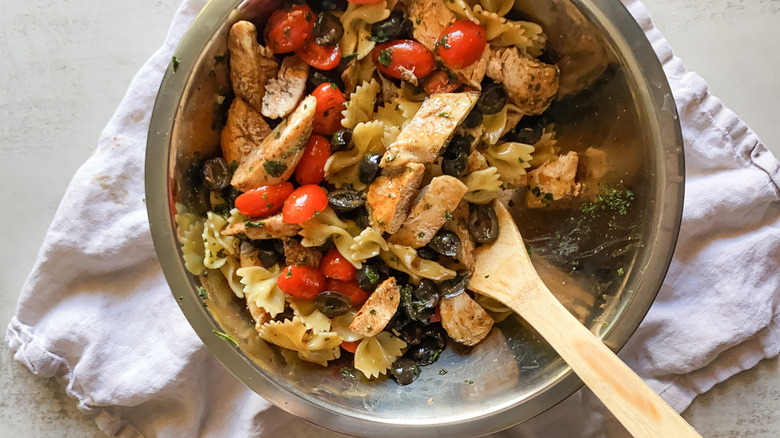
<box><xmin>359</xmin><ymin>153</ymin><xmax>382</xmax><ymax>185</ymax></box>
<box><xmin>370</xmin><ymin>10</ymin><xmax>414</xmax><ymax>44</ymax></box>
<box><xmin>202</xmin><ymin>157</ymin><xmax>231</xmax><ymax>190</ymax></box>
<box><xmin>221</xmin><ymin>186</ymin><xmax>240</xmax><ymax>206</ymax></box>
<box><xmin>321</xmin><ymin>0</ymin><xmax>347</xmax><ymax>12</ymax></box>
<box><xmin>469</xmin><ymin>204</ymin><xmax>499</xmax><ymax>244</ymax></box>
<box><xmin>429</xmin><ymin>230</ymin><xmax>460</xmax><ymax>257</ymax></box>
<box><xmin>504</xmin><ymin>115</ymin><xmax>545</xmax><ymax>144</ymax></box>
<box><xmin>405</xmin><ymin>338</ymin><xmax>443</xmax><ymax>366</ymax></box>
<box><xmin>440</xmin><ymin>270</ymin><xmax>469</xmax><ymax>298</ymax></box>
<box><xmin>252</xmin><ymin>239</ymin><xmax>283</xmax><ymax>267</ymax></box>
<box><xmin>422</xmin><ymin>323</ymin><xmax>447</xmax><ymax>350</ymax></box>
<box><xmin>313</xmin><ymin>12</ymin><xmax>344</xmax><ymax>47</ymax></box>
<box><xmin>273</xmin><ymin>306</ymin><xmax>295</xmax><ymax>322</ymax></box>
<box><xmin>389</xmin><ymin>269</ymin><xmax>411</xmax><ymax>286</ymax></box>
<box><xmin>395</xmin><ymin>320</ymin><xmax>424</xmax><ymax>346</ymax></box>
<box><xmin>441</xmin><ymin>134</ymin><xmax>472</xmax><ymax>177</ymax></box>
<box><xmin>331</xmin><ymin>128</ymin><xmax>353</xmax><ymax>152</ymax></box>
<box><xmin>461</xmin><ymin>108</ymin><xmax>483</xmax><ymax>129</ymax></box>
<box><xmin>352</xmin><ymin>206</ymin><xmax>370</xmax><ymax>229</ymax></box>
<box><xmin>390</xmin><ymin>358</ymin><xmax>421</xmax><ymax>385</ymax></box>
<box><xmin>413</xmin><ymin>280</ymin><xmax>440</xmax><ymax>308</ymax></box>
<box><xmin>477</xmin><ymin>81</ymin><xmax>507</xmax><ymax>115</ymax></box>
<box><xmin>416</xmin><ymin>246</ymin><xmax>439</xmax><ymax>261</ymax></box>
<box><xmin>328</xmin><ymin>188</ymin><xmax>366</xmax><ymax>212</ymax></box>
<box><xmin>315</xmin><ymin>291</ymin><xmax>353</xmax><ymax>317</ymax></box>
<box><xmin>356</xmin><ymin>258</ymin><xmax>390</xmax><ymax>292</ymax></box>
<box><xmin>307</xmin><ymin>70</ymin><xmax>344</xmax><ymax>93</ymax></box>
<box><xmin>400</xmin><ymin>283</ymin><xmax>436</xmax><ymax>323</ymax></box>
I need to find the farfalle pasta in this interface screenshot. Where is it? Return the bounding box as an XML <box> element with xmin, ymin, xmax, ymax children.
<box><xmin>177</xmin><ymin>0</ymin><xmax>596</xmax><ymax>385</ymax></box>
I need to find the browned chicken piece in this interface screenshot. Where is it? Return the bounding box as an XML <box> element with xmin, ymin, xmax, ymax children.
<box><xmin>349</xmin><ymin>278</ymin><xmax>401</xmax><ymax>336</ymax></box>
<box><xmin>381</xmin><ymin>92</ymin><xmax>479</xmax><ymax>167</ymax></box>
<box><xmin>526</xmin><ymin>151</ymin><xmax>581</xmax><ymax>208</ymax></box>
<box><xmin>262</xmin><ymin>56</ymin><xmax>309</xmax><ymax>119</ymax></box>
<box><xmin>222</xmin><ymin>213</ymin><xmax>301</xmax><ymax>239</ymax></box>
<box><xmin>439</xmin><ymin>292</ymin><xmax>494</xmax><ymax>346</ymax></box>
<box><xmin>228</xmin><ymin>21</ymin><xmax>279</xmax><ymax>114</ymax></box>
<box><xmin>408</xmin><ymin>0</ymin><xmax>456</xmax><ymax>51</ymax></box>
<box><xmin>389</xmin><ymin>176</ymin><xmax>469</xmax><ymax>248</ymax></box>
<box><xmin>282</xmin><ymin>237</ymin><xmax>322</xmax><ymax>267</ymax></box>
<box><xmin>239</xmin><ymin>241</ymin><xmax>263</xmax><ymax>268</ymax></box>
<box><xmin>579</xmin><ymin>146</ymin><xmax>609</xmax><ymax>198</ymax></box>
<box><xmin>442</xmin><ymin>201</ymin><xmax>476</xmax><ymax>272</ymax></box>
<box><xmin>367</xmin><ymin>163</ymin><xmax>426</xmax><ymax>234</ymax></box>
<box><xmin>466</xmin><ymin>149</ymin><xmax>489</xmax><ymax>173</ymax></box>
<box><xmin>379</xmin><ymin>74</ymin><xmax>402</xmax><ymax>104</ymax></box>
<box><xmin>341</xmin><ymin>57</ymin><xmax>377</xmax><ymax>94</ymax></box>
<box><xmin>220</xmin><ymin>98</ymin><xmax>272</xmax><ymax>165</ymax></box>
<box><xmin>452</xmin><ymin>47</ymin><xmax>489</xmax><ymax>89</ymax></box>
<box><xmin>486</xmin><ymin>47</ymin><xmax>559</xmax><ymax>115</ymax></box>
<box><xmin>231</xmin><ymin>95</ymin><xmax>316</xmax><ymax>190</ymax></box>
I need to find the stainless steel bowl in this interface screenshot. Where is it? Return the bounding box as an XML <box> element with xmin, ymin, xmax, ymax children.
<box><xmin>146</xmin><ymin>0</ymin><xmax>684</xmax><ymax>436</ymax></box>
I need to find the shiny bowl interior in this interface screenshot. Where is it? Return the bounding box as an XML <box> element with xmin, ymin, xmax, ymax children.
<box><xmin>145</xmin><ymin>0</ymin><xmax>684</xmax><ymax>436</ymax></box>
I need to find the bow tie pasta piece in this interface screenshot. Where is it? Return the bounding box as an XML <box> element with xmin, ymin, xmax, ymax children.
<box><xmin>238</xmin><ymin>264</ymin><xmax>286</xmax><ymax>317</ymax></box>
<box><xmin>351</xmin><ymin>227</ymin><xmax>390</xmax><ymax>261</ymax></box>
<box><xmin>330</xmin><ymin>311</ymin><xmax>364</xmax><ymax>343</ymax></box>
<box><xmin>299</xmin><ymin>347</ymin><xmax>342</xmax><ymax>367</ymax></box>
<box><xmin>479</xmin><ymin>0</ymin><xmax>516</xmax><ymax>17</ymax></box>
<box><xmin>354</xmin><ymin>332</ymin><xmax>407</xmax><ymax>378</ymax></box>
<box><xmin>473</xmin><ymin>5</ymin><xmax>546</xmax><ymax>57</ymax></box>
<box><xmin>259</xmin><ymin>317</ymin><xmax>342</xmax><ymax>353</ymax></box>
<box><xmin>219</xmin><ymin>256</ymin><xmax>246</xmax><ymax>299</ymax></box>
<box><xmin>484</xmin><ymin>142</ymin><xmax>535</xmax><ymax>185</ymax></box>
<box><xmin>203</xmin><ymin>211</ymin><xmax>239</xmax><ymax>269</ymax></box>
<box><xmin>341</xmin><ymin>79</ymin><xmax>381</xmax><ymax>129</ymax></box>
<box><xmin>174</xmin><ymin>203</ymin><xmax>206</xmax><ymax>276</ymax></box>
<box><xmin>380</xmin><ymin>244</ymin><xmax>457</xmax><ymax>282</ymax></box>
<box><xmin>528</xmin><ymin>125</ymin><xmax>561</xmax><ymax>167</ymax></box>
<box><xmin>339</xmin><ymin>1</ymin><xmax>391</xmax><ymax>59</ymax></box>
<box><xmin>482</xmin><ymin>103</ymin><xmax>523</xmax><ymax>146</ymax></box>
<box><xmin>289</xmin><ymin>299</ymin><xmax>332</xmax><ymax>334</ymax></box>
<box><xmin>325</xmin><ymin>120</ymin><xmax>386</xmax><ymax>190</ymax></box>
<box><xmin>461</xmin><ymin>167</ymin><xmax>503</xmax><ymax>204</ymax></box>
<box><xmin>299</xmin><ymin>207</ymin><xmax>367</xmax><ymax>268</ymax></box>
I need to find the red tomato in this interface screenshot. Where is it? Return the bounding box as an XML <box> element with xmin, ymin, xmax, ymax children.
<box><xmin>423</xmin><ymin>69</ymin><xmax>462</xmax><ymax>95</ymax></box>
<box><xmin>277</xmin><ymin>265</ymin><xmax>326</xmax><ymax>300</ymax></box>
<box><xmin>264</xmin><ymin>4</ymin><xmax>315</xmax><ymax>54</ymax></box>
<box><xmin>436</xmin><ymin>20</ymin><xmax>487</xmax><ymax>69</ymax></box>
<box><xmin>319</xmin><ymin>249</ymin><xmax>356</xmax><ymax>281</ymax></box>
<box><xmin>295</xmin><ymin>135</ymin><xmax>331</xmax><ymax>185</ymax></box>
<box><xmin>326</xmin><ymin>279</ymin><xmax>369</xmax><ymax>306</ymax></box>
<box><xmin>296</xmin><ymin>40</ymin><xmax>342</xmax><ymax>71</ymax></box>
<box><xmin>282</xmin><ymin>184</ymin><xmax>329</xmax><ymax>224</ymax></box>
<box><xmin>311</xmin><ymin>83</ymin><xmax>346</xmax><ymax>135</ymax></box>
<box><xmin>341</xmin><ymin>340</ymin><xmax>361</xmax><ymax>353</ymax></box>
<box><xmin>372</xmin><ymin>40</ymin><xmax>435</xmax><ymax>81</ymax></box>
<box><xmin>234</xmin><ymin>182</ymin><xmax>294</xmax><ymax>217</ymax></box>
<box><xmin>430</xmin><ymin>305</ymin><xmax>442</xmax><ymax>323</ymax></box>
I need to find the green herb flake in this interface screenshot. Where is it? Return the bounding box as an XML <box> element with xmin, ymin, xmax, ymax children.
<box><xmin>417</xmin><ymin>232</ymin><xmax>425</xmax><ymax>239</ymax></box>
<box><xmin>274</xmin><ymin>130</ymin><xmax>281</xmax><ymax>139</ymax></box>
<box><xmin>438</xmin><ymin>112</ymin><xmax>450</xmax><ymax>118</ymax></box>
<box><xmin>369</xmin><ymin>309</ymin><xmax>376</xmax><ymax>315</ymax></box>
<box><xmin>365</xmin><ymin>267</ymin><xmax>380</xmax><ymax>284</ymax></box>
<box><xmin>530</xmin><ymin>186</ymin><xmax>542</xmax><ymax>197</ymax></box>
<box><xmin>444</xmin><ymin>210</ymin><xmax>453</xmax><ymax>221</ymax></box>
<box><xmin>305</xmin><ymin>11</ymin><xmax>312</xmax><ymax>22</ymax></box>
<box><xmin>541</xmin><ymin>193</ymin><xmax>554</xmax><ymax>205</ymax></box>
<box><xmin>216</xmin><ymin>248</ymin><xmax>226</xmax><ymax>259</ymax></box>
<box><xmin>213</xmin><ymin>330</ymin><xmax>238</xmax><ymax>345</ymax></box>
<box><xmin>484</xmin><ymin>275</ymin><xmax>489</xmax><ymax>278</ymax></box>
<box><xmin>386</xmin><ymin>153</ymin><xmax>396</xmax><ymax>162</ymax></box>
<box><xmin>214</xmin><ymin>54</ymin><xmax>227</xmax><ymax>64</ymax></box>
<box><xmin>415</xmin><ymin>18</ymin><xmax>421</xmax><ymax>25</ymax></box>
<box><xmin>285</xmin><ymin>268</ymin><xmax>293</xmax><ymax>278</ymax></box>
<box><xmin>341</xmin><ymin>367</ymin><xmax>357</xmax><ymax>379</ymax></box>
<box><xmin>171</xmin><ymin>56</ymin><xmax>181</xmax><ymax>72</ymax></box>
<box><xmin>525</xmin><ymin>243</ymin><xmax>532</xmax><ymax>256</ymax></box>
<box><xmin>244</xmin><ymin>220</ymin><xmax>265</xmax><ymax>228</ymax></box>
<box><xmin>198</xmin><ymin>287</ymin><xmax>208</xmax><ymax>300</ymax></box>
<box><xmin>617</xmin><ymin>267</ymin><xmax>625</xmax><ymax>276</ymax></box>
<box><xmin>284</xmin><ymin>28</ymin><xmax>291</xmax><ymax>38</ymax></box>
<box><xmin>378</xmin><ymin>49</ymin><xmax>393</xmax><ymax>67</ymax></box>
<box><xmin>439</xmin><ymin>368</ymin><xmax>448</xmax><ymax>375</ymax></box>
<box><xmin>437</xmin><ymin>35</ymin><xmax>451</xmax><ymax>50</ymax></box>
<box><xmin>464</xmin><ymin>380</ymin><xmax>474</xmax><ymax>385</ymax></box>
<box><xmin>263</xmin><ymin>160</ymin><xmax>288</xmax><ymax>177</ymax></box>
<box><xmin>518</xmin><ymin>156</ymin><xmax>525</xmax><ymax>163</ymax></box>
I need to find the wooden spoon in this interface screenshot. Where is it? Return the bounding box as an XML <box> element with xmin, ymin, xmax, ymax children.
<box><xmin>468</xmin><ymin>200</ymin><xmax>700</xmax><ymax>438</ymax></box>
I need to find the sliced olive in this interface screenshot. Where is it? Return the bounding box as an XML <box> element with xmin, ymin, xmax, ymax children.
<box><xmin>405</xmin><ymin>338</ymin><xmax>443</xmax><ymax>366</ymax></box>
<box><xmin>253</xmin><ymin>239</ymin><xmax>283</xmax><ymax>268</ymax></box>
<box><xmin>390</xmin><ymin>358</ymin><xmax>421</xmax><ymax>385</ymax></box>
<box><xmin>331</xmin><ymin>128</ymin><xmax>353</xmax><ymax>152</ymax></box>
<box><xmin>313</xmin><ymin>12</ymin><xmax>344</xmax><ymax>47</ymax></box>
<box><xmin>359</xmin><ymin>153</ymin><xmax>382</xmax><ymax>184</ymax></box>
<box><xmin>505</xmin><ymin>115</ymin><xmax>545</xmax><ymax>144</ymax></box>
<box><xmin>401</xmin><ymin>283</ymin><xmax>436</xmax><ymax>323</ymax></box>
<box><xmin>370</xmin><ymin>10</ymin><xmax>414</xmax><ymax>44</ymax></box>
<box><xmin>469</xmin><ymin>204</ymin><xmax>499</xmax><ymax>244</ymax></box>
<box><xmin>422</xmin><ymin>323</ymin><xmax>447</xmax><ymax>350</ymax></box>
<box><xmin>315</xmin><ymin>291</ymin><xmax>353</xmax><ymax>318</ymax></box>
<box><xmin>461</xmin><ymin>108</ymin><xmax>483</xmax><ymax>129</ymax></box>
<box><xmin>356</xmin><ymin>258</ymin><xmax>390</xmax><ymax>292</ymax></box>
<box><xmin>273</xmin><ymin>306</ymin><xmax>295</xmax><ymax>322</ymax></box>
<box><xmin>441</xmin><ymin>134</ymin><xmax>472</xmax><ymax>177</ymax></box>
<box><xmin>416</xmin><ymin>246</ymin><xmax>439</xmax><ymax>261</ymax></box>
<box><xmin>395</xmin><ymin>320</ymin><xmax>424</xmax><ymax>346</ymax></box>
<box><xmin>308</xmin><ymin>70</ymin><xmax>345</xmax><ymax>93</ymax></box>
<box><xmin>413</xmin><ymin>279</ymin><xmax>441</xmax><ymax>308</ymax></box>
<box><xmin>440</xmin><ymin>270</ymin><xmax>469</xmax><ymax>298</ymax></box>
<box><xmin>429</xmin><ymin>230</ymin><xmax>460</xmax><ymax>257</ymax></box>
<box><xmin>477</xmin><ymin>81</ymin><xmax>507</xmax><ymax>115</ymax></box>
<box><xmin>328</xmin><ymin>188</ymin><xmax>366</xmax><ymax>212</ymax></box>
<box><xmin>202</xmin><ymin>157</ymin><xmax>231</xmax><ymax>190</ymax></box>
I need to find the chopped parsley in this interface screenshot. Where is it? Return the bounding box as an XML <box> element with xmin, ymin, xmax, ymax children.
<box><xmin>283</xmin><ymin>28</ymin><xmax>291</xmax><ymax>38</ymax></box>
<box><xmin>377</xmin><ymin>48</ymin><xmax>393</xmax><ymax>67</ymax></box>
<box><xmin>369</xmin><ymin>309</ymin><xmax>376</xmax><ymax>315</ymax></box>
<box><xmin>617</xmin><ymin>267</ymin><xmax>625</xmax><ymax>276</ymax></box>
<box><xmin>530</xmin><ymin>186</ymin><xmax>542</xmax><ymax>197</ymax></box>
<box><xmin>263</xmin><ymin>160</ymin><xmax>287</xmax><ymax>177</ymax></box>
<box><xmin>216</xmin><ymin>248</ymin><xmax>226</xmax><ymax>259</ymax></box>
<box><xmin>274</xmin><ymin>131</ymin><xmax>281</xmax><ymax>139</ymax></box>
<box><xmin>364</xmin><ymin>266</ymin><xmax>380</xmax><ymax>284</ymax></box>
<box><xmin>285</xmin><ymin>268</ymin><xmax>293</xmax><ymax>278</ymax></box>
<box><xmin>518</xmin><ymin>157</ymin><xmax>525</xmax><ymax>163</ymax></box>
<box><xmin>198</xmin><ymin>287</ymin><xmax>208</xmax><ymax>300</ymax></box>
<box><xmin>438</xmin><ymin>112</ymin><xmax>450</xmax><ymax>118</ymax></box>
<box><xmin>171</xmin><ymin>56</ymin><xmax>181</xmax><ymax>72</ymax></box>
<box><xmin>244</xmin><ymin>220</ymin><xmax>265</xmax><ymax>228</ymax></box>
<box><xmin>214</xmin><ymin>54</ymin><xmax>227</xmax><ymax>64</ymax></box>
<box><xmin>213</xmin><ymin>330</ymin><xmax>238</xmax><ymax>345</ymax></box>
<box><xmin>444</xmin><ymin>210</ymin><xmax>453</xmax><ymax>221</ymax></box>
<box><xmin>417</xmin><ymin>232</ymin><xmax>425</xmax><ymax>239</ymax></box>
<box><xmin>439</xmin><ymin>368</ymin><xmax>448</xmax><ymax>375</ymax></box>
<box><xmin>437</xmin><ymin>34</ymin><xmax>451</xmax><ymax>50</ymax></box>
<box><xmin>541</xmin><ymin>193</ymin><xmax>554</xmax><ymax>205</ymax></box>
<box><xmin>305</xmin><ymin>12</ymin><xmax>312</xmax><ymax>22</ymax></box>
<box><xmin>386</xmin><ymin>153</ymin><xmax>396</xmax><ymax>162</ymax></box>
<box><xmin>464</xmin><ymin>380</ymin><xmax>474</xmax><ymax>385</ymax></box>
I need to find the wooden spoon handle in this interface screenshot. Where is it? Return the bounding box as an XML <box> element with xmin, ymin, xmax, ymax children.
<box><xmin>513</xmin><ymin>289</ymin><xmax>700</xmax><ymax>438</ymax></box>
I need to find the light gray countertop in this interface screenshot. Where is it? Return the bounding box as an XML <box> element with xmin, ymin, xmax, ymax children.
<box><xmin>1</xmin><ymin>0</ymin><xmax>778</xmax><ymax>436</ymax></box>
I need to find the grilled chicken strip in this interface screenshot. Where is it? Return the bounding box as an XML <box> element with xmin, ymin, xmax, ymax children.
<box><xmin>367</xmin><ymin>163</ymin><xmax>426</xmax><ymax>234</ymax></box>
<box><xmin>526</xmin><ymin>151</ymin><xmax>581</xmax><ymax>208</ymax></box>
<box><xmin>227</xmin><ymin>20</ymin><xmax>279</xmax><ymax>114</ymax></box>
<box><xmin>231</xmin><ymin>95</ymin><xmax>316</xmax><ymax>191</ymax></box>
<box><xmin>220</xmin><ymin>98</ymin><xmax>272</xmax><ymax>165</ymax></box>
<box><xmin>282</xmin><ymin>237</ymin><xmax>322</xmax><ymax>267</ymax></box>
<box><xmin>440</xmin><ymin>292</ymin><xmax>494</xmax><ymax>346</ymax></box>
<box><xmin>381</xmin><ymin>92</ymin><xmax>479</xmax><ymax>168</ymax></box>
<box><xmin>262</xmin><ymin>56</ymin><xmax>309</xmax><ymax>119</ymax></box>
<box><xmin>222</xmin><ymin>213</ymin><xmax>301</xmax><ymax>240</ymax></box>
<box><xmin>389</xmin><ymin>176</ymin><xmax>469</xmax><ymax>248</ymax></box>
<box><xmin>486</xmin><ymin>47</ymin><xmax>559</xmax><ymax>115</ymax></box>
<box><xmin>349</xmin><ymin>278</ymin><xmax>401</xmax><ymax>337</ymax></box>
<box><xmin>442</xmin><ymin>201</ymin><xmax>476</xmax><ymax>272</ymax></box>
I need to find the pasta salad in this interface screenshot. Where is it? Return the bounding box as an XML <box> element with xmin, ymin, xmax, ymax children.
<box><xmin>176</xmin><ymin>0</ymin><xmax>587</xmax><ymax>385</ymax></box>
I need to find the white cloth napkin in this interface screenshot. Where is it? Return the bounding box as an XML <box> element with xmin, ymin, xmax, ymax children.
<box><xmin>6</xmin><ymin>0</ymin><xmax>780</xmax><ymax>436</ymax></box>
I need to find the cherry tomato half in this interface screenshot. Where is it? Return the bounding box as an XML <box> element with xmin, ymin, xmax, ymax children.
<box><xmin>282</xmin><ymin>184</ymin><xmax>329</xmax><ymax>224</ymax></box>
<box><xmin>436</xmin><ymin>20</ymin><xmax>487</xmax><ymax>69</ymax></box>
<box><xmin>234</xmin><ymin>182</ymin><xmax>294</xmax><ymax>217</ymax></box>
<box><xmin>296</xmin><ymin>40</ymin><xmax>342</xmax><ymax>71</ymax></box>
<box><xmin>341</xmin><ymin>340</ymin><xmax>361</xmax><ymax>353</ymax></box>
<box><xmin>264</xmin><ymin>4</ymin><xmax>315</xmax><ymax>54</ymax></box>
<box><xmin>423</xmin><ymin>69</ymin><xmax>462</xmax><ymax>95</ymax></box>
<box><xmin>311</xmin><ymin>82</ymin><xmax>346</xmax><ymax>135</ymax></box>
<box><xmin>295</xmin><ymin>135</ymin><xmax>332</xmax><ymax>185</ymax></box>
<box><xmin>320</xmin><ymin>248</ymin><xmax>357</xmax><ymax>281</ymax></box>
<box><xmin>277</xmin><ymin>265</ymin><xmax>327</xmax><ymax>300</ymax></box>
<box><xmin>372</xmin><ymin>40</ymin><xmax>435</xmax><ymax>82</ymax></box>
<box><xmin>326</xmin><ymin>279</ymin><xmax>370</xmax><ymax>306</ymax></box>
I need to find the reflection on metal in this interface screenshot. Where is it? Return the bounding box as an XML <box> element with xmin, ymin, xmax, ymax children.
<box><xmin>145</xmin><ymin>0</ymin><xmax>684</xmax><ymax>436</ymax></box>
